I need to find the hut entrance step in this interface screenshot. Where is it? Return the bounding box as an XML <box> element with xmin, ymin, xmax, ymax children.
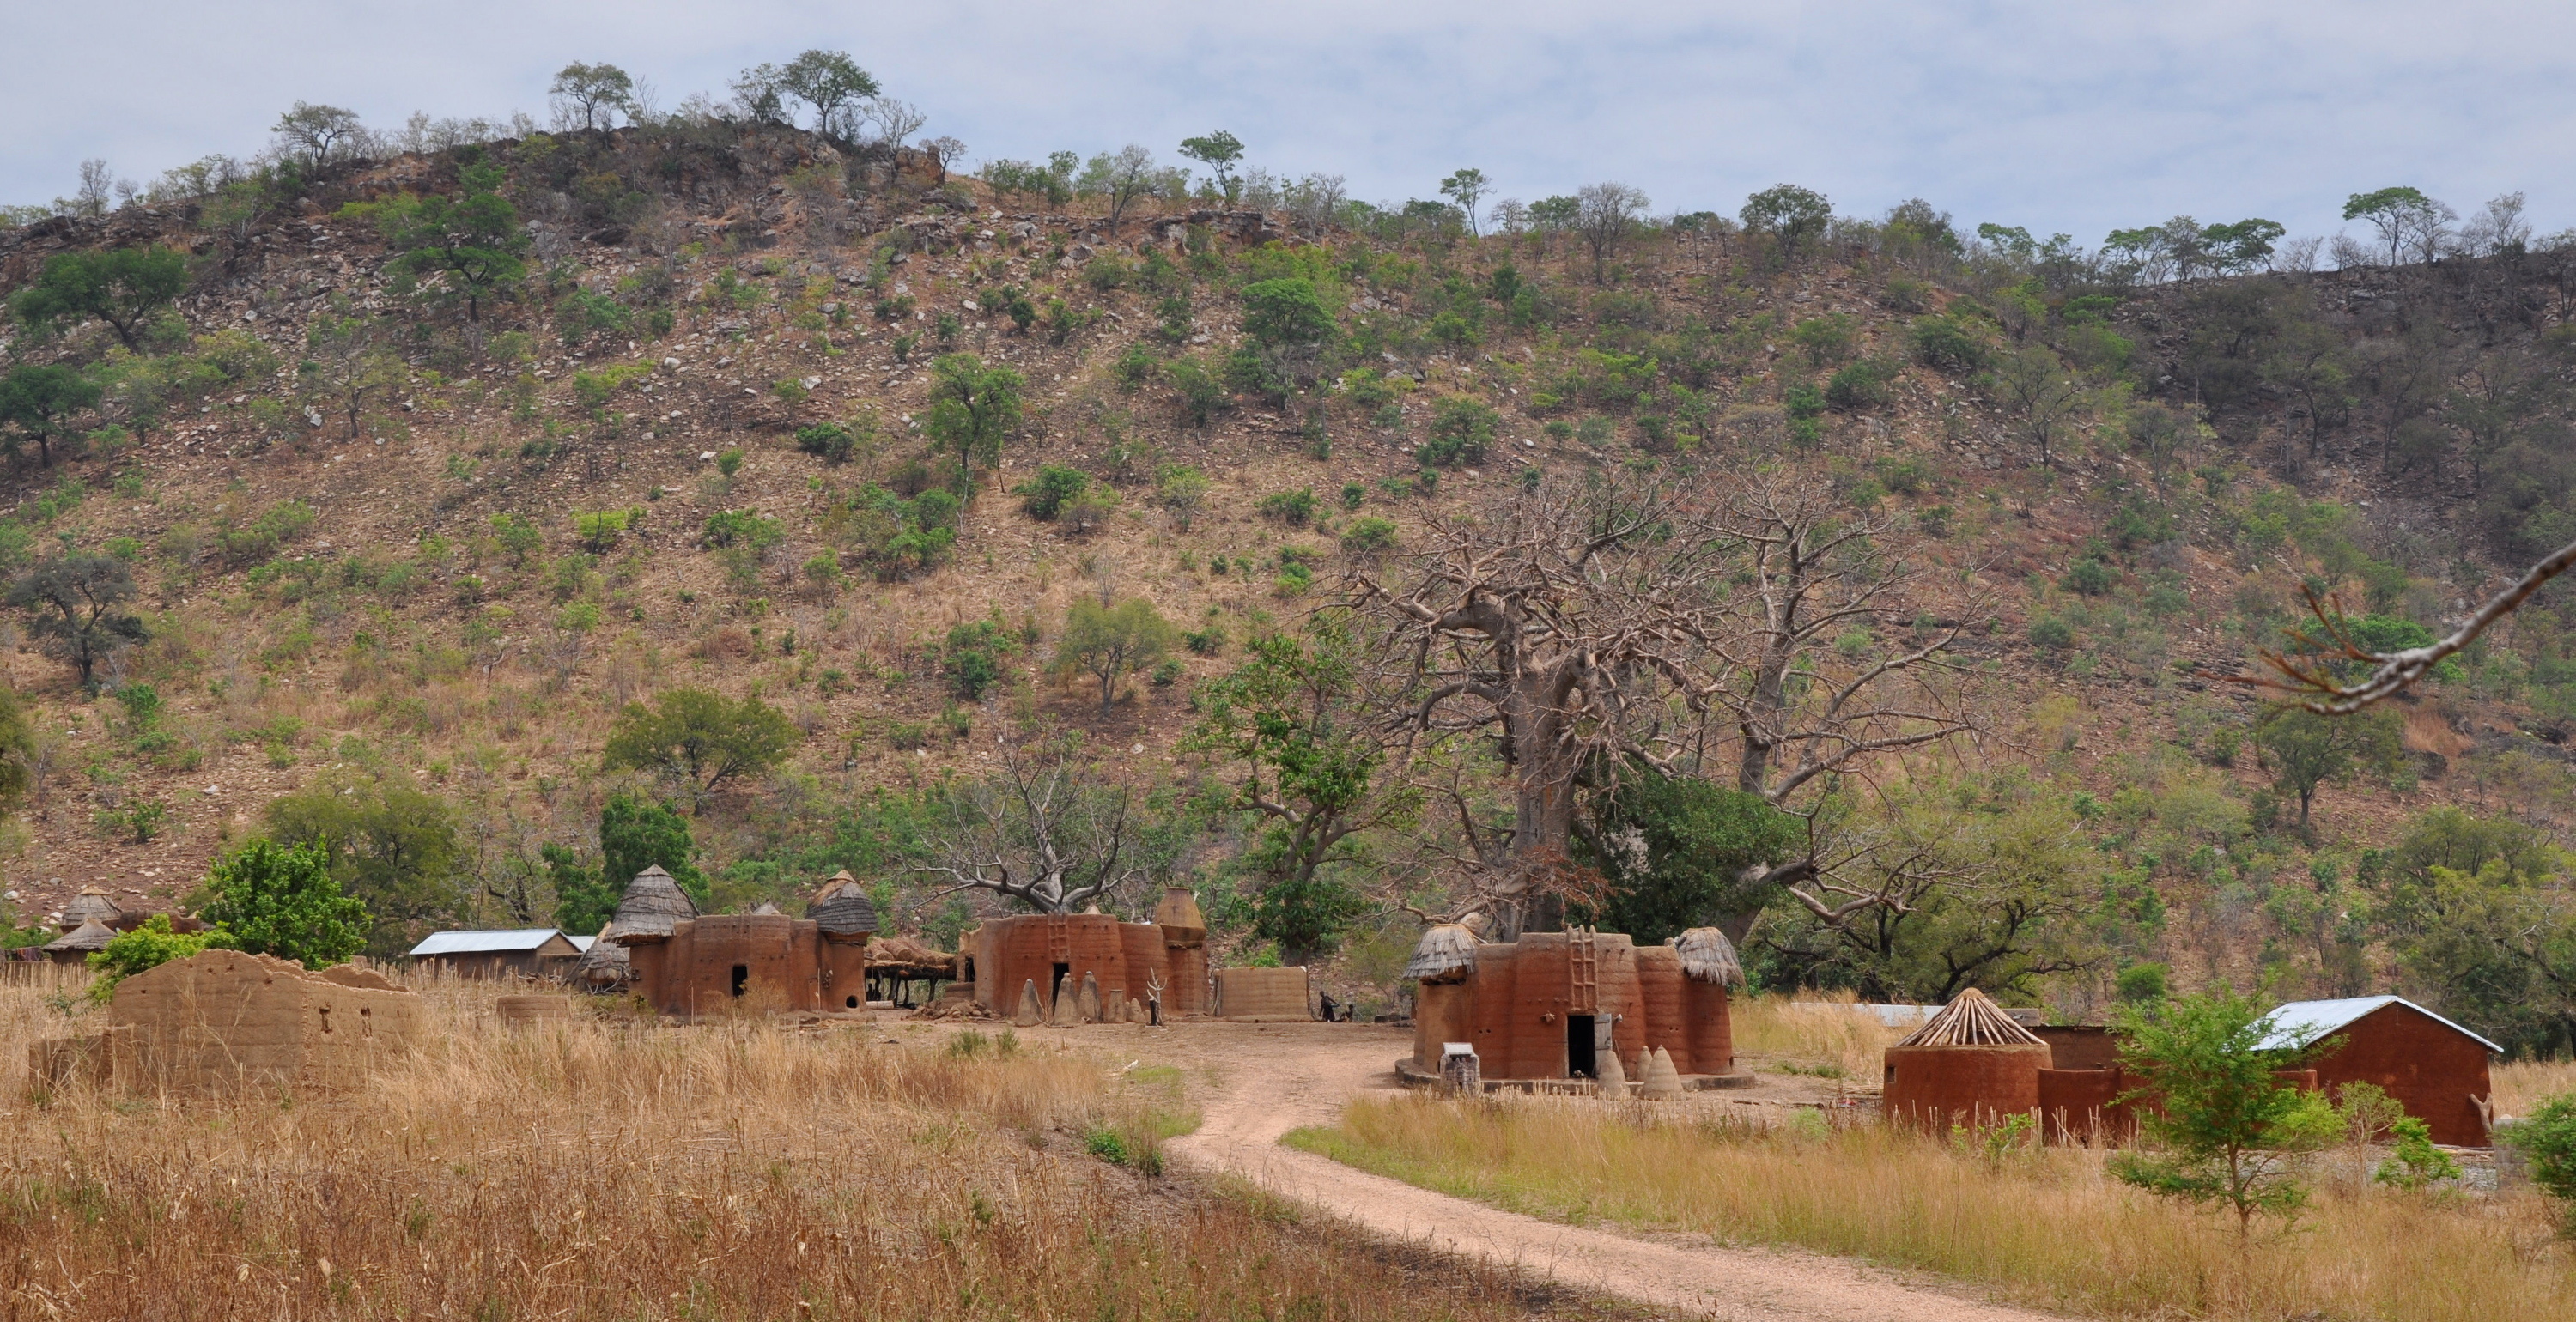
<box><xmin>1566</xmin><ymin>1014</ymin><xmax>1597</xmax><ymax>1078</ymax></box>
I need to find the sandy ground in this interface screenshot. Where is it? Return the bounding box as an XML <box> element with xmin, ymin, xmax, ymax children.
<box><xmin>1061</xmin><ymin>1020</ymin><xmax>2070</xmax><ymax>1322</ymax></box>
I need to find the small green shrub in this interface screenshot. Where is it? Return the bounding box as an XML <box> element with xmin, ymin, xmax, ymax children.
<box><xmin>1417</xmin><ymin>397</ymin><xmax>1497</xmax><ymax>469</ymax></box>
<box><xmin>1257</xmin><ymin>488</ymin><xmax>1318</xmax><ymax>527</ymax></box>
<box><xmin>1016</xmin><ymin>465</ymin><xmax>1091</xmax><ymax>520</ymax></box>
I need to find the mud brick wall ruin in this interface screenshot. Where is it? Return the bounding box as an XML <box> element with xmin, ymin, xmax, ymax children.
<box><xmin>99</xmin><ymin>950</ymin><xmax>422</xmax><ymax>1095</ymax></box>
<box><xmin>623</xmin><ymin>914</ymin><xmax>869</xmax><ymax>1017</ymax></box>
<box><xmin>1411</xmin><ymin>929</ymin><xmax>1735</xmax><ymax>1082</ymax></box>
<box><xmin>1213</xmin><ymin>966</ymin><xmax>1311</xmax><ymax>1021</ymax></box>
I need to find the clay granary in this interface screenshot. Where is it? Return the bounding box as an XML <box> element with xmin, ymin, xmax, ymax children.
<box><xmin>1404</xmin><ymin>925</ymin><xmax>1742</xmax><ymax>1082</ymax></box>
<box><xmin>969</xmin><ymin>888</ymin><xmax>1211</xmax><ymax>1023</ymax></box>
<box><xmin>1880</xmin><ymin>988</ymin><xmax>2053</xmax><ymax>1131</ymax></box>
<box><xmin>617</xmin><ymin>870</ymin><xmax>878</xmax><ymax>1016</ymax></box>
<box><xmin>29</xmin><ymin>949</ymin><xmax>422</xmax><ymax>1095</ymax></box>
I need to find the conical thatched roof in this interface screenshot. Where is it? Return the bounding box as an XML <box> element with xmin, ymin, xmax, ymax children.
<box><xmin>748</xmin><ymin>901</ymin><xmax>782</xmax><ymax>916</ymax></box>
<box><xmin>60</xmin><ymin>887</ymin><xmax>121</xmax><ymax>931</ymax></box>
<box><xmin>1892</xmin><ymin>987</ymin><xmax>2046</xmax><ymax>1048</ymax></box>
<box><xmin>571</xmin><ymin>931</ymin><xmax>629</xmax><ymax>980</ymax></box>
<box><xmin>809</xmin><ymin>888</ymin><xmax>879</xmax><ymax>937</ymax></box>
<box><xmin>1152</xmin><ymin>887</ymin><xmax>1206</xmax><ymax>935</ymax></box>
<box><xmin>46</xmin><ymin>919</ymin><xmax>116</xmax><ymax>953</ymax></box>
<box><xmin>812</xmin><ymin>870</ymin><xmax>866</xmax><ymax>903</ymax></box>
<box><xmin>1671</xmin><ymin>928</ymin><xmax>1744</xmax><ymax>986</ymax></box>
<box><xmin>611</xmin><ymin>865</ymin><xmax>697</xmax><ymax>933</ymax></box>
<box><xmin>1403</xmin><ymin>924</ymin><xmax>1479</xmax><ymax>980</ymax></box>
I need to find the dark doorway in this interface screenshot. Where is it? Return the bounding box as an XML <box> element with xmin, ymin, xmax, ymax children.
<box><xmin>1566</xmin><ymin>1014</ymin><xmax>1596</xmax><ymax>1078</ymax></box>
<box><xmin>730</xmin><ymin>964</ymin><xmax>750</xmax><ymax>998</ymax></box>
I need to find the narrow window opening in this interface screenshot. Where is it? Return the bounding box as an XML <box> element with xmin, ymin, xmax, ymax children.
<box><xmin>731</xmin><ymin>964</ymin><xmax>750</xmax><ymax>998</ymax></box>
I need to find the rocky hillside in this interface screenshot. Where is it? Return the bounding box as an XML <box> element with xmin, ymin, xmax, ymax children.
<box><xmin>3</xmin><ymin>121</ymin><xmax>2573</xmax><ymax>1044</ymax></box>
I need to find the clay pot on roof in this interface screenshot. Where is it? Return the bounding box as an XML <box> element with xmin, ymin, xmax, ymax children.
<box><xmin>59</xmin><ymin>888</ymin><xmax>121</xmax><ymax>932</ymax></box>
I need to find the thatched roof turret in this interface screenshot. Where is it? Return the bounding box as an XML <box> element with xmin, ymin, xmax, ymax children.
<box><xmin>1893</xmin><ymin>987</ymin><xmax>2046</xmax><ymax>1047</ymax></box>
<box><xmin>1403</xmin><ymin>924</ymin><xmax>1479</xmax><ymax>981</ymax></box>
<box><xmin>46</xmin><ymin>918</ymin><xmax>116</xmax><ymax>954</ymax></box>
<box><xmin>813</xmin><ymin>870</ymin><xmax>866</xmax><ymax>902</ymax></box>
<box><xmin>1671</xmin><ymin>928</ymin><xmax>1744</xmax><ymax>986</ymax></box>
<box><xmin>810</xmin><ymin>888</ymin><xmax>880</xmax><ymax>938</ymax></box>
<box><xmin>60</xmin><ymin>888</ymin><xmax>121</xmax><ymax>931</ymax></box>
<box><xmin>1153</xmin><ymin>887</ymin><xmax>1206</xmax><ymax>943</ymax></box>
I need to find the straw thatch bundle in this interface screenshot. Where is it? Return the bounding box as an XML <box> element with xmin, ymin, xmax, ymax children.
<box><xmin>1402</xmin><ymin>924</ymin><xmax>1479</xmax><ymax>980</ymax></box>
<box><xmin>59</xmin><ymin>888</ymin><xmax>121</xmax><ymax>931</ymax></box>
<box><xmin>864</xmin><ymin>934</ymin><xmax>951</xmax><ymax>975</ymax></box>
<box><xmin>812</xmin><ymin>870</ymin><xmax>866</xmax><ymax>902</ymax></box>
<box><xmin>1892</xmin><ymin>987</ymin><xmax>2045</xmax><ymax>1047</ymax></box>
<box><xmin>1670</xmin><ymin>928</ymin><xmax>1744</xmax><ymax>986</ymax></box>
<box><xmin>45</xmin><ymin>918</ymin><xmax>115</xmax><ymax>955</ymax></box>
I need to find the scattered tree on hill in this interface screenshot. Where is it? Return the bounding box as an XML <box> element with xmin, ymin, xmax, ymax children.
<box><xmin>776</xmin><ymin>50</ymin><xmax>880</xmax><ymax>137</ymax></box>
<box><xmin>1987</xmin><ymin>344</ymin><xmax>2087</xmax><ymax>468</ymax></box>
<box><xmin>2343</xmin><ymin>186</ymin><xmax>2453</xmax><ymax>267</ymax></box>
<box><xmin>0</xmin><ymin>364</ymin><xmax>102</xmax><ymax>465</ymax></box>
<box><xmin>1179</xmin><ymin>130</ymin><xmax>1246</xmax><ymax>203</ymax></box>
<box><xmin>2253</xmin><ymin>706</ymin><xmax>2401</xmax><ymax>831</ymax></box>
<box><xmin>1055</xmin><ymin>597</ymin><xmax>1175</xmax><ymax>717</ymax></box>
<box><xmin>1741</xmin><ymin>183</ymin><xmax>1833</xmax><ymax>261</ymax></box>
<box><xmin>298</xmin><ymin>312</ymin><xmax>404</xmax><ymax>440</ymax></box>
<box><xmin>1439</xmin><ymin>168</ymin><xmax>1490</xmax><ymax>236</ymax></box>
<box><xmin>365</xmin><ymin>155</ymin><xmax>528</xmax><ymax>321</ymax></box>
<box><xmin>2111</xmin><ymin>988</ymin><xmax>2342</xmax><ymax>1242</ymax></box>
<box><xmin>549</xmin><ymin>62</ymin><xmax>636</xmax><ymax>130</ymax></box>
<box><xmin>1574</xmin><ymin>182</ymin><xmax>1649</xmax><ymax>282</ymax></box>
<box><xmin>925</xmin><ymin>353</ymin><xmax>1024</xmax><ymax>498</ymax></box>
<box><xmin>8</xmin><ymin>552</ymin><xmax>146</xmax><ymax>688</ymax></box>
<box><xmin>201</xmin><ymin>838</ymin><xmax>370</xmax><ymax>968</ymax></box>
<box><xmin>1081</xmin><ymin>145</ymin><xmax>1161</xmax><ymax>233</ymax></box>
<box><xmin>11</xmin><ymin>246</ymin><xmax>188</xmax><ymax>349</ymax></box>
<box><xmin>272</xmin><ymin>102</ymin><xmax>369</xmax><ymax>171</ymax></box>
<box><xmin>601</xmin><ymin>688</ymin><xmax>799</xmax><ymax>796</ymax></box>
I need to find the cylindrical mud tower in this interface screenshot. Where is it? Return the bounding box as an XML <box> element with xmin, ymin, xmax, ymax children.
<box><xmin>1405</xmin><ymin>924</ymin><xmax>1480</xmax><ymax>1072</ymax></box>
<box><xmin>1880</xmin><ymin>987</ymin><xmax>2051</xmax><ymax>1131</ymax></box>
<box><xmin>1154</xmin><ymin>887</ymin><xmax>1209</xmax><ymax>1019</ymax></box>
<box><xmin>1671</xmin><ymin>928</ymin><xmax>1742</xmax><ymax>1076</ymax></box>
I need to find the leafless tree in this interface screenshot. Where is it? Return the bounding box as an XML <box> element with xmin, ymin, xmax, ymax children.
<box><xmin>1355</xmin><ymin>468</ymin><xmax>1973</xmax><ymax>938</ymax></box>
<box><xmin>1576</xmin><ymin>182</ymin><xmax>1650</xmax><ymax>283</ymax></box>
<box><xmin>909</xmin><ymin>735</ymin><xmax>1168</xmax><ymax>913</ymax></box>
<box><xmin>866</xmin><ymin>100</ymin><xmax>928</xmax><ymax>150</ymax></box>
<box><xmin>1988</xmin><ymin>345</ymin><xmax>2087</xmax><ymax>468</ymax></box>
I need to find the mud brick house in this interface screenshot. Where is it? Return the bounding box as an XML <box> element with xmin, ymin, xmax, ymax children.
<box><xmin>969</xmin><ymin>888</ymin><xmax>1211</xmax><ymax>1022</ymax></box>
<box><xmin>1880</xmin><ymin>988</ymin><xmax>2052</xmax><ymax>1131</ymax></box>
<box><xmin>619</xmin><ymin>882</ymin><xmax>878</xmax><ymax>1017</ymax></box>
<box><xmin>407</xmin><ymin>929</ymin><xmax>585</xmax><ymax>979</ymax></box>
<box><xmin>1402</xmin><ymin>925</ymin><xmax>1742</xmax><ymax>1082</ymax></box>
<box><xmin>2262</xmin><ymin>996</ymin><xmax>2500</xmax><ymax>1146</ymax></box>
<box><xmin>572</xmin><ymin>865</ymin><xmax>699</xmax><ymax>988</ymax></box>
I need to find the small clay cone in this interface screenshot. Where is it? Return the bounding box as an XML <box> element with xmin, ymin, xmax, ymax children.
<box><xmin>1596</xmin><ymin>1045</ymin><xmax>1629</xmax><ymax>1097</ymax></box>
<box><xmin>1013</xmin><ymin>979</ymin><xmax>1043</xmax><ymax>1028</ymax></box>
<box><xmin>1050</xmin><ymin>974</ymin><xmax>1081</xmax><ymax>1028</ymax></box>
<box><xmin>1641</xmin><ymin>1046</ymin><xmax>1684</xmax><ymax>1100</ymax></box>
<box><xmin>1078</xmin><ymin>971</ymin><xmax>1102</xmax><ymax>1023</ymax></box>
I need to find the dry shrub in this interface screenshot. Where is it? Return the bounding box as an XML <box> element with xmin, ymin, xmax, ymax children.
<box><xmin>0</xmin><ymin>975</ymin><xmax>1552</xmax><ymax>1322</ymax></box>
<box><xmin>1295</xmin><ymin>1092</ymin><xmax>2576</xmax><ymax>1322</ymax></box>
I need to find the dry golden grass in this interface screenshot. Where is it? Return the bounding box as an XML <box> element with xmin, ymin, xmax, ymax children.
<box><xmin>1728</xmin><ymin>988</ymin><xmax>1906</xmax><ymax>1082</ymax></box>
<box><xmin>0</xmin><ymin>973</ymin><xmax>1585</xmax><ymax>1322</ymax></box>
<box><xmin>2498</xmin><ymin>1058</ymin><xmax>2576</xmax><ymax>1117</ymax></box>
<box><xmin>1290</xmin><ymin>1092</ymin><xmax>2576</xmax><ymax>1322</ymax></box>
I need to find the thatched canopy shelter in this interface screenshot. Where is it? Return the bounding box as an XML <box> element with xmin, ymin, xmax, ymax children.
<box><xmin>1671</xmin><ymin>928</ymin><xmax>1745</xmax><ymax>987</ymax></box>
<box><xmin>1893</xmin><ymin>987</ymin><xmax>2046</xmax><ymax>1047</ymax></box>
<box><xmin>864</xmin><ymin>934</ymin><xmax>954</xmax><ymax>979</ymax></box>
<box><xmin>810</xmin><ymin>888</ymin><xmax>880</xmax><ymax>940</ymax></box>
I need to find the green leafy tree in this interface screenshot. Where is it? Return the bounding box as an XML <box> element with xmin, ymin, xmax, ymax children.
<box><xmin>542</xmin><ymin>843</ymin><xmax>615</xmax><ymax>935</ymax></box>
<box><xmin>272</xmin><ymin>102</ymin><xmax>368</xmax><ymax>171</ymax></box>
<box><xmin>601</xmin><ymin>688</ymin><xmax>799</xmax><ymax>794</ymax></box>
<box><xmin>1055</xmin><ymin>597</ymin><xmax>1176</xmax><ymax>717</ymax></box>
<box><xmin>1241</xmin><ymin>278</ymin><xmax>1337</xmax><ymax>351</ymax></box>
<box><xmin>1189</xmin><ymin>619</ymin><xmax>1420</xmax><ymax>962</ymax></box>
<box><xmin>2254</xmin><ymin>706</ymin><xmax>2402</xmax><ymax>831</ymax></box>
<box><xmin>2505</xmin><ymin>1093</ymin><xmax>2576</xmax><ymax>1233</ymax></box>
<box><xmin>201</xmin><ymin>838</ymin><xmax>369</xmax><ymax>968</ymax></box>
<box><xmin>86</xmin><ymin>914</ymin><xmax>235</xmax><ymax>1002</ymax></box>
<box><xmin>1575</xmin><ymin>773</ymin><xmax>1801</xmax><ymax>943</ymax></box>
<box><xmin>925</xmin><ymin>353</ymin><xmax>1024</xmax><ymax>498</ymax></box>
<box><xmin>367</xmin><ymin>156</ymin><xmax>527</xmax><ymax>321</ymax></box>
<box><xmin>1741</xmin><ymin>184</ymin><xmax>1833</xmax><ymax>260</ymax></box>
<box><xmin>0</xmin><ymin>363</ymin><xmax>102</xmax><ymax>465</ymax></box>
<box><xmin>8</xmin><ymin>551</ymin><xmax>146</xmax><ymax>688</ymax></box>
<box><xmin>1438</xmin><ymin>167</ymin><xmax>1490</xmax><ymax>235</ymax></box>
<box><xmin>299</xmin><ymin>312</ymin><xmax>404</xmax><ymax>440</ymax></box>
<box><xmin>2111</xmin><ymin>988</ymin><xmax>2343</xmax><ymax>1241</ymax></box>
<box><xmin>1078</xmin><ymin>145</ymin><xmax>1160</xmax><ymax>233</ymax></box>
<box><xmin>11</xmin><ymin>246</ymin><xmax>188</xmax><ymax>349</ymax></box>
<box><xmin>1178</xmin><ymin>130</ymin><xmax>1246</xmax><ymax>203</ymax></box>
<box><xmin>599</xmin><ymin>791</ymin><xmax>708</xmax><ymax>907</ymax></box>
<box><xmin>777</xmin><ymin>50</ymin><xmax>880</xmax><ymax>136</ymax></box>
<box><xmin>2342</xmin><ymin>186</ymin><xmax>2450</xmax><ymax>266</ymax></box>
<box><xmin>548</xmin><ymin>62</ymin><xmax>636</xmax><ymax>130</ymax></box>
<box><xmin>264</xmin><ymin>769</ymin><xmax>465</xmax><ymax>955</ymax></box>
<box><xmin>945</xmin><ymin>616</ymin><xmax>1019</xmax><ymax>700</ymax></box>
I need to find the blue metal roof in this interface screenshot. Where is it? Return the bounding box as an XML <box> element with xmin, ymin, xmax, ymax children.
<box><xmin>2257</xmin><ymin>996</ymin><xmax>2502</xmax><ymax>1055</ymax></box>
<box><xmin>409</xmin><ymin>929</ymin><xmax>574</xmax><ymax>956</ymax></box>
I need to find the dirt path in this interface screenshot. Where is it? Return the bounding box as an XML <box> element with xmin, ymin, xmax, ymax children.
<box><xmin>1156</xmin><ymin>1022</ymin><xmax>2069</xmax><ymax>1322</ymax></box>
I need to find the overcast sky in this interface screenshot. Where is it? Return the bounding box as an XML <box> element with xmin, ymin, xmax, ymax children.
<box><xmin>9</xmin><ymin>1</ymin><xmax>2573</xmax><ymax>247</ymax></box>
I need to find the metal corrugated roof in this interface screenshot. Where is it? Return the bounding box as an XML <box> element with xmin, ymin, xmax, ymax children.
<box><xmin>568</xmin><ymin>934</ymin><xmax>596</xmax><ymax>952</ymax></box>
<box><xmin>2258</xmin><ymin>996</ymin><xmax>2502</xmax><ymax>1055</ymax></box>
<box><xmin>409</xmin><ymin>929</ymin><xmax>573</xmax><ymax>956</ymax></box>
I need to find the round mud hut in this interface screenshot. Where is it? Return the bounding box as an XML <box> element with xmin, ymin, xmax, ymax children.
<box><xmin>573</xmin><ymin>864</ymin><xmax>699</xmax><ymax>988</ymax></box>
<box><xmin>1880</xmin><ymin>987</ymin><xmax>2051</xmax><ymax>1131</ymax></box>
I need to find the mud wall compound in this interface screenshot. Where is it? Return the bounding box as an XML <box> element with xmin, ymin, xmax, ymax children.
<box><xmin>970</xmin><ymin>900</ymin><xmax>1211</xmax><ymax>1021</ymax></box>
<box><xmin>1214</xmin><ymin>966</ymin><xmax>1311</xmax><ymax>1021</ymax></box>
<box><xmin>102</xmin><ymin>951</ymin><xmax>422</xmax><ymax>1095</ymax></box>
<box><xmin>1409</xmin><ymin>929</ymin><xmax>1737</xmax><ymax>1081</ymax></box>
<box><xmin>624</xmin><ymin>915</ymin><xmax>867</xmax><ymax>1017</ymax></box>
